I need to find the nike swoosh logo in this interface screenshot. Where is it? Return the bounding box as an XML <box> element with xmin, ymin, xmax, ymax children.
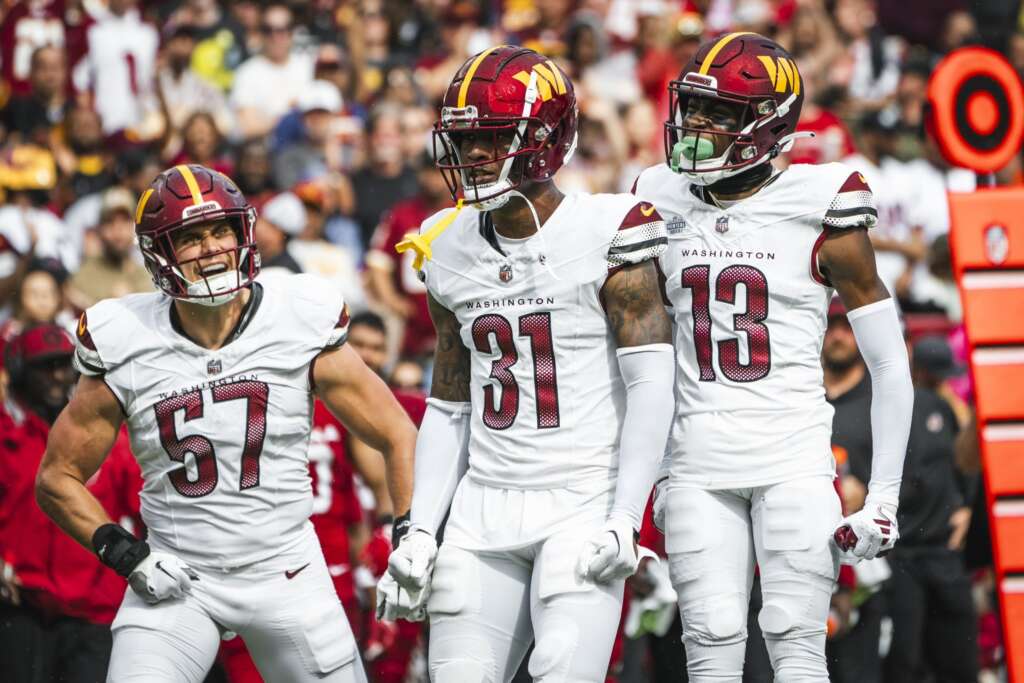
<box><xmin>640</xmin><ymin>203</ymin><xmax>656</xmax><ymax>217</ymax></box>
<box><xmin>285</xmin><ymin>563</ymin><xmax>310</xmax><ymax>580</ymax></box>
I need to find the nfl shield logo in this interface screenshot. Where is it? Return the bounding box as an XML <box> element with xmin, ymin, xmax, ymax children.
<box><xmin>499</xmin><ymin>264</ymin><xmax>513</xmax><ymax>283</ymax></box>
<box><xmin>207</xmin><ymin>359</ymin><xmax>222</xmax><ymax>376</ymax></box>
<box><xmin>715</xmin><ymin>215</ymin><xmax>730</xmax><ymax>233</ymax></box>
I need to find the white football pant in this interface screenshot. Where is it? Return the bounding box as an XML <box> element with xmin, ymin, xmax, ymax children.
<box><xmin>426</xmin><ymin>530</ymin><xmax>625</xmax><ymax>683</ymax></box>
<box><xmin>665</xmin><ymin>475</ymin><xmax>841</xmax><ymax>683</ymax></box>
<box><xmin>107</xmin><ymin>525</ymin><xmax>366</xmax><ymax>683</ymax></box>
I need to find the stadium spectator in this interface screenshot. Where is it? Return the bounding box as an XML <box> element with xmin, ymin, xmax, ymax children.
<box><xmin>1</xmin><ymin>45</ymin><xmax>68</xmax><ymax>146</ymax></box>
<box><xmin>171</xmin><ymin>0</ymin><xmax>248</xmax><ymax>92</ymax></box>
<box><xmin>843</xmin><ymin>111</ymin><xmax>917</xmax><ymax>295</ymax></box>
<box><xmin>66</xmin><ymin>188</ymin><xmax>152</xmax><ymax>309</ymax></box>
<box><xmin>0</xmin><ymin>324</ymin><xmax>141</xmax><ymax>683</ymax></box>
<box><xmin>365</xmin><ymin>152</ymin><xmax>450</xmax><ymax>360</ymax></box>
<box><xmin>285</xmin><ymin>181</ymin><xmax>366</xmax><ymax>312</ymax></box>
<box><xmin>72</xmin><ymin>0</ymin><xmax>158</xmax><ymax>137</ymax></box>
<box><xmin>255</xmin><ymin>191</ymin><xmax>305</xmax><ymax>276</ymax></box>
<box><xmin>350</xmin><ymin>103</ymin><xmax>418</xmax><ymax>246</ymax></box>
<box><xmin>168</xmin><ymin>110</ymin><xmax>234</xmax><ymax>176</ymax></box>
<box><xmin>155</xmin><ymin>21</ymin><xmax>234</xmax><ymax>157</ymax></box>
<box><xmin>272</xmin><ymin>80</ymin><xmax>344</xmax><ymax>190</ymax></box>
<box><xmin>53</xmin><ymin>105</ymin><xmax>114</xmax><ymax>201</ymax></box>
<box><xmin>0</xmin><ymin>261</ymin><xmax>66</xmax><ymax>349</ymax></box>
<box><xmin>232</xmin><ymin>138</ymin><xmax>277</xmax><ymax>209</ymax></box>
<box><xmin>230</xmin><ymin>3</ymin><xmax>313</xmax><ymax>139</ymax></box>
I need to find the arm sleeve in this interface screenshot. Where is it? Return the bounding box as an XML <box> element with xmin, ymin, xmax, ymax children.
<box><xmin>409</xmin><ymin>398</ymin><xmax>472</xmax><ymax>535</ymax></box>
<box><xmin>608</xmin><ymin>343</ymin><xmax>676</xmax><ymax>530</ymax></box>
<box><xmin>847</xmin><ymin>297</ymin><xmax>914</xmax><ymax>505</ymax></box>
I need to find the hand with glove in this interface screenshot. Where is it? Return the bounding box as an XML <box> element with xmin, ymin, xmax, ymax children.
<box><xmin>375</xmin><ymin>571</ymin><xmax>429</xmax><ymax>622</ymax></box>
<box><xmin>832</xmin><ymin>495</ymin><xmax>899</xmax><ymax>563</ymax></box>
<box><xmin>375</xmin><ymin>524</ymin><xmax>437</xmax><ymax>621</ymax></box>
<box><xmin>575</xmin><ymin>519</ymin><xmax>652</xmax><ymax>584</ymax></box>
<box><xmin>652</xmin><ymin>476</ymin><xmax>669</xmax><ymax>534</ymax></box>
<box><xmin>386</xmin><ymin>526</ymin><xmax>437</xmax><ymax>592</ymax></box>
<box><xmin>93</xmin><ymin>523</ymin><xmax>198</xmax><ymax>604</ymax></box>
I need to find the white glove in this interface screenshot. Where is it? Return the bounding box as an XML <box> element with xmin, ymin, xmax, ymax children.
<box><xmin>375</xmin><ymin>571</ymin><xmax>429</xmax><ymax>622</ymax></box>
<box><xmin>652</xmin><ymin>477</ymin><xmax>669</xmax><ymax>534</ymax></box>
<box><xmin>128</xmin><ymin>551</ymin><xmax>198</xmax><ymax>604</ymax></box>
<box><xmin>387</xmin><ymin>527</ymin><xmax>438</xmax><ymax>592</ymax></box>
<box><xmin>832</xmin><ymin>496</ymin><xmax>899</xmax><ymax>564</ymax></box>
<box><xmin>575</xmin><ymin>519</ymin><xmax>650</xmax><ymax>584</ymax></box>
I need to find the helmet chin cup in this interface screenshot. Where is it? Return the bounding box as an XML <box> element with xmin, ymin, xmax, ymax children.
<box><xmin>464</xmin><ymin>178</ymin><xmax>515</xmax><ymax>210</ymax></box>
<box><xmin>183</xmin><ymin>271</ymin><xmax>244</xmax><ymax>307</ymax></box>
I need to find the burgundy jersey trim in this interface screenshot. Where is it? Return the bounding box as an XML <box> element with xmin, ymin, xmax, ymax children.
<box><xmin>76</xmin><ymin>312</ymin><xmax>97</xmax><ymax>351</ymax></box>
<box><xmin>810</xmin><ymin>229</ymin><xmax>832</xmax><ymax>287</ymax></box>
<box><xmin>838</xmin><ymin>171</ymin><xmax>871</xmax><ymax>193</ymax></box>
<box><xmin>619</xmin><ymin>202</ymin><xmax>664</xmax><ymax>231</ymax></box>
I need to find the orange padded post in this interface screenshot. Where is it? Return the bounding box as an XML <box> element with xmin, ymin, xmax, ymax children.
<box><xmin>950</xmin><ymin>186</ymin><xmax>1024</xmax><ymax>681</ymax></box>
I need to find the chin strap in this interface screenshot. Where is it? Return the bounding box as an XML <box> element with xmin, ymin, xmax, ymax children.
<box><xmin>396</xmin><ymin>199</ymin><xmax>465</xmax><ymax>270</ymax></box>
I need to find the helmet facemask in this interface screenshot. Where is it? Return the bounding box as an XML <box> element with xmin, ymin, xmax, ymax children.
<box><xmin>140</xmin><ymin>208</ymin><xmax>261</xmax><ymax>307</ymax></box>
<box><xmin>665</xmin><ymin>79</ymin><xmax>798</xmax><ymax>186</ymax></box>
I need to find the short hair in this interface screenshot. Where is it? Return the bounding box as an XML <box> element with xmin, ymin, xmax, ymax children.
<box><xmin>350</xmin><ymin>311</ymin><xmax>386</xmax><ymax>335</ymax></box>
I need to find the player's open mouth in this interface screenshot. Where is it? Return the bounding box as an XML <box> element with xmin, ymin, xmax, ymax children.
<box><xmin>199</xmin><ymin>263</ymin><xmax>229</xmax><ymax>276</ymax></box>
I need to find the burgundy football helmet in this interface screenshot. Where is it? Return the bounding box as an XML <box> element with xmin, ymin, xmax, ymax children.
<box><xmin>665</xmin><ymin>32</ymin><xmax>806</xmax><ymax>185</ymax></box>
<box><xmin>135</xmin><ymin>164</ymin><xmax>259</xmax><ymax>306</ymax></box>
<box><xmin>433</xmin><ymin>45</ymin><xmax>578</xmax><ymax>209</ymax></box>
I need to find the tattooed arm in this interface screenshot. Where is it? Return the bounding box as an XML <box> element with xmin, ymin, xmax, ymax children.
<box><xmin>428</xmin><ymin>293</ymin><xmax>471</xmax><ymax>402</ymax></box>
<box><xmin>404</xmin><ymin>293</ymin><xmax>473</xmax><ymax>538</ymax></box>
<box><xmin>603</xmin><ymin>260</ymin><xmax>673</xmax><ymax>348</ymax></box>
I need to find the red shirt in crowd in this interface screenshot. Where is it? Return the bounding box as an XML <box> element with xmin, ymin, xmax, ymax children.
<box><xmin>367</xmin><ymin>196</ymin><xmax>440</xmax><ymax>358</ymax></box>
<box><xmin>789</xmin><ymin>105</ymin><xmax>856</xmax><ymax>166</ymax></box>
<box><xmin>0</xmin><ymin>400</ymin><xmax>142</xmax><ymax>624</ymax></box>
<box><xmin>0</xmin><ymin>0</ymin><xmax>92</xmax><ymax>97</ymax></box>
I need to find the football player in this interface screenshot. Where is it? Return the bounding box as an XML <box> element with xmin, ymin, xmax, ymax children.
<box><xmin>35</xmin><ymin>164</ymin><xmax>417</xmax><ymax>683</ymax></box>
<box><xmin>633</xmin><ymin>33</ymin><xmax>914</xmax><ymax>680</ymax></box>
<box><xmin>376</xmin><ymin>46</ymin><xmax>676</xmax><ymax>682</ymax></box>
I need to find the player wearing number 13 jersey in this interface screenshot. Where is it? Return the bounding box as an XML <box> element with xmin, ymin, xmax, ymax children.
<box><xmin>35</xmin><ymin>164</ymin><xmax>417</xmax><ymax>683</ymax></box>
<box><xmin>633</xmin><ymin>34</ymin><xmax>914</xmax><ymax>681</ymax></box>
<box><xmin>375</xmin><ymin>47</ymin><xmax>676</xmax><ymax>682</ymax></box>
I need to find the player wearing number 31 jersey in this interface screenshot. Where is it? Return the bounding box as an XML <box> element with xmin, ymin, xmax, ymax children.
<box><xmin>634</xmin><ymin>34</ymin><xmax>914</xmax><ymax>680</ymax></box>
<box><xmin>35</xmin><ymin>164</ymin><xmax>417</xmax><ymax>683</ymax></box>
<box><xmin>376</xmin><ymin>46</ymin><xmax>676</xmax><ymax>682</ymax></box>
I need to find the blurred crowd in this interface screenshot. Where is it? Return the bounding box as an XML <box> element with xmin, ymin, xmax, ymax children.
<box><xmin>0</xmin><ymin>0</ymin><xmax>1020</xmax><ymax>681</ymax></box>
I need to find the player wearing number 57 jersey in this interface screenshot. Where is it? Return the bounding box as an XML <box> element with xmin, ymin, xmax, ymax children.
<box><xmin>375</xmin><ymin>47</ymin><xmax>676</xmax><ymax>682</ymax></box>
<box><xmin>35</xmin><ymin>165</ymin><xmax>417</xmax><ymax>683</ymax></box>
<box><xmin>633</xmin><ymin>34</ymin><xmax>914</xmax><ymax>680</ymax></box>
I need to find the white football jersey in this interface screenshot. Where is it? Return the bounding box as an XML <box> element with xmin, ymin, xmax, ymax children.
<box><xmin>73</xmin><ymin>273</ymin><xmax>350</xmax><ymax>568</ymax></box>
<box><xmin>634</xmin><ymin>162</ymin><xmax>877</xmax><ymax>489</ymax></box>
<box><xmin>419</xmin><ymin>193</ymin><xmax>667</xmax><ymax>492</ymax></box>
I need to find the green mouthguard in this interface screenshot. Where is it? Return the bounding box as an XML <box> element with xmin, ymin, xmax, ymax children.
<box><xmin>670</xmin><ymin>136</ymin><xmax>716</xmax><ymax>173</ymax></box>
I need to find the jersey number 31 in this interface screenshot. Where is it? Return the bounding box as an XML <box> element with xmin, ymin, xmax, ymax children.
<box><xmin>472</xmin><ymin>313</ymin><xmax>559</xmax><ymax>431</ymax></box>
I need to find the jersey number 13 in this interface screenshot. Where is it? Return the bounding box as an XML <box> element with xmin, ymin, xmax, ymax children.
<box><xmin>681</xmin><ymin>264</ymin><xmax>771</xmax><ymax>383</ymax></box>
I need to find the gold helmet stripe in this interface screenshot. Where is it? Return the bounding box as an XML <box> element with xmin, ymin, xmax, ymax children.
<box><xmin>457</xmin><ymin>45</ymin><xmax>504</xmax><ymax>108</ymax></box>
<box><xmin>175</xmin><ymin>164</ymin><xmax>204</xmax><ymax>205</ymax></box>
<box><xmin>698</xmin><ymin>32</ymin><xmax>756</xmax><ymax>76</ymax></box>
<box><xmin>135</xmin><ymin>188</ymin><xmax>154</xmax><ymax>224</ymax></box>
